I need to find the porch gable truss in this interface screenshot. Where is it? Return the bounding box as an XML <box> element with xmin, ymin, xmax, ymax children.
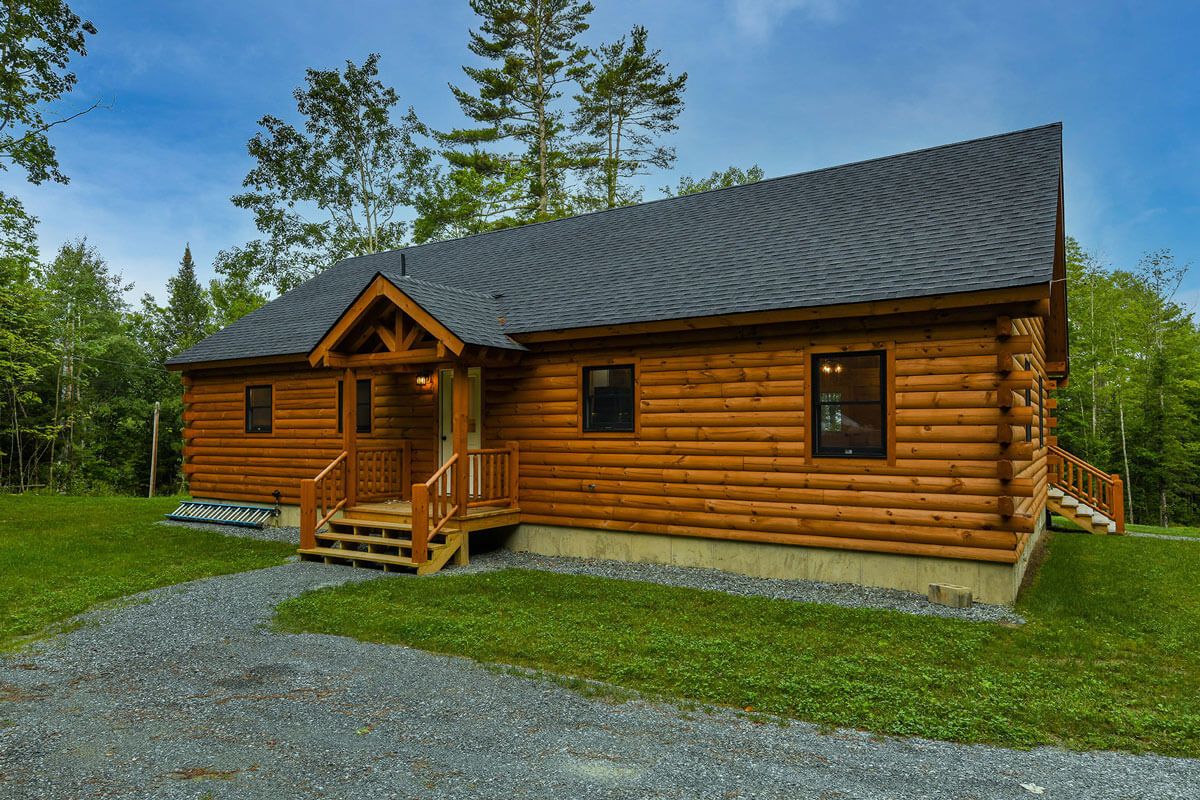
<box><xmin>309</xmin><ymin>273</ymin><xmax>506</xmax><ymax>369</ymax></box>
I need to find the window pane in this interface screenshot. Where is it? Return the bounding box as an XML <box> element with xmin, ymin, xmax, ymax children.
<box><xmin>356</xmin><ymin>378</ymin><xmax>371</xmax><ymax>433</ymax></box>
<box><xmin>337</xmin><ymin>379</ymin><xmax>372</xmax><ymax>433</ymax></box>
<box><xmin>818</xmin><ymin>403</ymin><xmax>883</xmax><ymax>452</ymax></box>
<box><xmin>584</xmin><ymin>365</ymin><xmax>635</xmax><ymax>432</ymax></box>
<box><xmin>248</xmin><ymin>386</ymin><xmax>271</xmax><ymax>407</ymax></box>
<box><xmin>815</xmin><ymin>353</ymin><xmax>881</xmax><ymax>401</ymax></box>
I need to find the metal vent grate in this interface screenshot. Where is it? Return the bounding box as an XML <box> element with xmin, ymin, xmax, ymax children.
<box><xmin>165</xmin><ymin>501</ymin><xmax>279</xmax><ymax>529</ymax></box>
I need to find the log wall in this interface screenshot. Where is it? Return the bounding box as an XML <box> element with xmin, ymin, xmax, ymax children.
<box><xmin>180</xmin><ymin>299</ymin><xmax>1053</xmax><ymax>565</ymax></box>
<box><xmin>484</xmin><ymin>304</ymin><xmax>1050</xmax><ymax>564</ymax></box>
<box><xmin>182</xmin><ymin>365</ymin><xmax>437</xmax><ymax>504</ymax></box>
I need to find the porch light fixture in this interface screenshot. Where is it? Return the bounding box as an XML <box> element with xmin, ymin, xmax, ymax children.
<box><xmin>415</xmin><ymin>371</ymin><xmax>432</xmax><ymax>388</ymax></box>
<box><xmin>820</xmin><ymin>361</ymin><xmax>844</xmax><ymax>376</ymax></box>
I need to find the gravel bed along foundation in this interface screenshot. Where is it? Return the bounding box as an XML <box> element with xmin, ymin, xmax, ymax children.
<box><xmin>452</xmin><ymin>549</ymin><xmax>1026</xmax><ymax>624</ymax></box>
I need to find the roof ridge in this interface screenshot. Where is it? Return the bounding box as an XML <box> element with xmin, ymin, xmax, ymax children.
<box><xmin>334</xmin><ymin>122</ymin><xmax>1063</xmax><ymax>265</ymax></box>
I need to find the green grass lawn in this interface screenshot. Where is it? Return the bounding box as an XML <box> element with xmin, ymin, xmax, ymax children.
<box><xmin>277</xmin><ymin>533</ymin><xmax>1200</xmax><ymax>756</ymax></box>
<box><xmin>0</xmin><ymin>494</ymin><xmax>293</xmax><ymax>651</ymax></box>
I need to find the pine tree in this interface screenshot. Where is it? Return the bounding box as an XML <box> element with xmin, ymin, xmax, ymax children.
<box><xmin>574</xmin><ymin>25</ymin><xmax>687</xmax><ymax>209</ymax></box>
<box><xmin>162</xmin><ymin>244</ymin><xmax>212</xmax><ymax>354</ymax></box>
<box><xmin>444</xmin><ymin>0</ymin><xmax>595</xmax><ymax>221</ymax></box>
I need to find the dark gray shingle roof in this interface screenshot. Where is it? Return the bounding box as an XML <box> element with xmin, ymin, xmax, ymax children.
<box><xmin>376</xmin><ymin>273</ymin><xmax>525</xmax><ymax>351</ymax></box>
<box><xmin>169</xmin><ymin>123</ymin><xmax>1062</xmax><ymax>366</ymax></box>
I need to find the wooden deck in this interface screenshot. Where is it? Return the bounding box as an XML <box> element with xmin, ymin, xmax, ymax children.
<box><xmin>297</xmin><ymin>499</ymin><xmax>520</xmax><ymax>574</ymax></box>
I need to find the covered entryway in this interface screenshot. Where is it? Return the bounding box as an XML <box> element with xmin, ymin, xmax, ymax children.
<box><xmin>293</xmin><ymin>272</ymin><xmax>525</xmax><ymax>573</ymax></box>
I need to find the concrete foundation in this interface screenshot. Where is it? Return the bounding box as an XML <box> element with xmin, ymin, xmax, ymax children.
<box><xmin>505</xmin><ymin>518</ymin><xmax>1046</xmax><ymax>605</ymax></box>
<box><xmin>195</xmin><ymin>498</ymin><xmax>1044</xmax><ymax>604</ymax></box>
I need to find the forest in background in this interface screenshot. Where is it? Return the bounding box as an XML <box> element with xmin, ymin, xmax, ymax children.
<box><xmin>1</xmin><ymin>2</ymin><xmax>1197</xmax><ymax>526</ymax></box>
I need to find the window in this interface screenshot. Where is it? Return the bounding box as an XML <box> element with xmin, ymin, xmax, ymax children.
<box><xmin>1024</xmin><ymin>358</ymin><xmax>1033</xmax><ymax>443</ymax></box>
<box><xmin>811</xmin><ymin>352</ymin><xmax>886</xmax><ymax>457</ymax></box>
<box><xmin>337</xmin><ymin>378</ymin><xmax>372</xmax><ymax>434</ymax></box>
<box><xmin>582</xmin><ymin>365</ymin><xmax>635</xmax><ymax>433</ymax></box>
<box><xmin>1038</xmin><ymin>374</ymin><xmax>1045</xmax><ymax>448</ymax></box>
<box><xmin>245</xmin><ymin>385</ymin><xmax>272</xmax><ymax>434</ymax></box>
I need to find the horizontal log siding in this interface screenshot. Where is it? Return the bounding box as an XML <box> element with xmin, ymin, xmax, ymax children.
<box><xmin>182</xmin><ymin>366</ymin><xmax>436</xmax><ymax>504</ymax></box>
<box><xmin>1011</xmin><ymin>315</ymin><xmax>1050</xmax><ymax>553</ymax></box>
<box><xmin>486</xmin><ymin>308</ymin><xmax>1039</xmax><ymax>563</ymax></box>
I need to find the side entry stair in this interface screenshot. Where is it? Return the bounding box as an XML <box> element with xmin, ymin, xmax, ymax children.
<box><xmin>1047</xmin><ymin>445</ymin><xmax>1126</xmax><ymax>535</ymax></box>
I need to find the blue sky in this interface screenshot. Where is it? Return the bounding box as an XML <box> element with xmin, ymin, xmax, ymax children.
<box><xmin>5</xmin><ymin>0</ymin><xmax>1199</xmax><ymax>308</ymax></box>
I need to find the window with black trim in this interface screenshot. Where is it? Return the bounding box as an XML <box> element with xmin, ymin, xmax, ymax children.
<box><xmin>1024</xmin><ymin>358</ymin><xmax>1033</xmax><ymax>442</ymax></box>
<box><xmin>245</xmin><ymin>385</ymin><xmax>272</xmax><ymax>434</ymax></box>
<box><xmin>812</xmin><ymin>352</ymin><xmax>886</xmax><ymax>457</ymax></box>
<box><xmin>337</xmin><ymin>378</ymin><xmax>372</xmax><ymax>433</ymax></box>
<box><xmin>582</xmin><ymin>365</ymin><xmax>635</xmax><ymax>433</ymax></box>
<box><xmin>1038</xmin><ymin>374</ymin><xmax>1045</xmax><ymax>448</ymax></box>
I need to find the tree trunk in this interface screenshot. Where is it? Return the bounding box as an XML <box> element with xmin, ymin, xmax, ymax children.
<box><xmin>1118</xmin><ymin>397</ymin><xmax>1134</xmax><ymax>525</ymax></box>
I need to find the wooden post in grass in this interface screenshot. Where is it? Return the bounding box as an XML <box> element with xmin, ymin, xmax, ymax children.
<box><xmin>148</xmin><ymin>401</ymin><xmax>160</xmax><ymax>498</ymax></box>
<box><xmin>1111</xmin><ymin>473</ymin><xmax>1126</xmax><ymax>534</ymax></box>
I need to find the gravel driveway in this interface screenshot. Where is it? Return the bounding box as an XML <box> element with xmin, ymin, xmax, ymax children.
<box><xmin>2</xmin><ymin>562</ymin><xmax>1197</xmax><ymax>799</ymax></box>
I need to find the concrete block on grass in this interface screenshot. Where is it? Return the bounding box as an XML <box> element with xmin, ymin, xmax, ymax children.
<box><xmin>928</xmin><ymin>583</ymin><xmax>973</xmax><ymax>608</ymax></box>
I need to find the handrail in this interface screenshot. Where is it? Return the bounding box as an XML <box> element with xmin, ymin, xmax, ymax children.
<box><xmin>1048</xmin><ymin>444</ymin><xmax>1125</xmax><ymax>533</ymax></box>
<box><xmin>411</xmin><ymin>453</ymin><xmax>460</xmax><ymax>564</ymax></box>
<box><xmin>300</xmin><ymin>451</ymin><xmax>348</xmax><ymax>549</ymax></box>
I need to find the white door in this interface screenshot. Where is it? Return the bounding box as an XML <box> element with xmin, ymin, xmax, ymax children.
<box><xmin>438</xmin><ymin>367</ymin><xmax>482</xmax><ymax>465</ymax></box>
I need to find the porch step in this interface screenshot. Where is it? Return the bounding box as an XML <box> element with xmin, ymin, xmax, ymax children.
<box><xmin>1048</xmin><ymin>493</ymin><xmax>1117</xmax><ymax>535</ymax></box>
<box><xmin>298</xmin><ymin>545</ymin><xmax>419</xmax><ymax>569</ymax></box>
<box><xmin>315</xmin><ymin>530</ymin><xmax>448</xmax><ymax>550</ymax></box>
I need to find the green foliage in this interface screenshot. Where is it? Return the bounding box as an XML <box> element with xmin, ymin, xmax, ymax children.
<box><xmin>208</xmin><ymin>252</ymin><xmax>268</xmax><ymax>330</ymax></box>
<box><xmin>1057</xmin><ymin>238</ymin><xmax>1200</xmax><ymax>525</ymax></box>
<box><xmin>664</xmin><ymin>164</ymin><xmax>765</xmax><ymax>196</ymax></box>
<box><xmin>435</xmin><ymin>0</ymin><xmax>595</xmax><ymax>227</ymax></box>
<box><xmin>0</xmin><ymin>1</ymin><xmax>97</xmax><ymax>186</ymax></box>
<box><xmin>0</xmin><ymin>495</ymin><xmax>292</xmax><ymax>650</ymax></box>
<box><xmin>278</xmin><ymin>534</ymin><xmax>1200</xmax><ymax>756</ymax></box>
<box><xmin>573</xmin><ymin>25</ymin><xmax>687</xmax><ymax>210</ymax></box>
<box><xmin>232</xmin><ymin>54</ymin><xmax>432</xmax><ymax>292</ymax></box>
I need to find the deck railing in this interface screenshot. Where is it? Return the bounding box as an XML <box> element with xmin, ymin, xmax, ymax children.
<box><xmin>300</xmin><ymin>451</ymin><xmax>348</xmax><ymax>549</ymax></box>
<box><xmin>1048</xmin><ymin>444</ymin><xmax>1125</xmax><ymax>533</ymax></box>
<box><xmin>356</xmin><ymin>442</ymin><xmax>412</xmax><ymax>502</ymax></box>
<box><xmin>411</xmin><ymin>453</ymin><xmax>459</xmax><ymax>564</ymax></box>
<box><xmin>466</xmin><ymin>442</ymin><xmax>519</xmax><ymax>508</ymax></box>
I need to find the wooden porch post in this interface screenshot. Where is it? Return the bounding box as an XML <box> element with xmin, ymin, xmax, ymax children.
<box><xmin>452</xmin><ymin>361</ymin><xmax>469</xmax><ymax>516</ymax></box>
<box><xmin>1111</xmin><ymin>473</ymin><xmax>1126</xmax><ymax>534</ymax></box>
<box><xmin>344</xmin><ymin>367</ymin><xmax>358</xmax><ymax>508</ymax></box>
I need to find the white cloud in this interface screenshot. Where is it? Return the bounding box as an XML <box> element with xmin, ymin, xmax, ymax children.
<box><xmin>729</xmin><ymin>0</ymin><xmax>846</xmax><ymax>42</ymax></box>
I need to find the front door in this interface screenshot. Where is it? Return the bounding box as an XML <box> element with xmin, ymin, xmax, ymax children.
<box><xmin>438</xmin><ymin>367</ymin><xmax>482</xmax><ymax>465</ymax></box>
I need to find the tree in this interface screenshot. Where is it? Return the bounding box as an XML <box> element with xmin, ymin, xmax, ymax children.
<box><xmin>0</xmin><ymin>1</ymin><xmax>98</xmax><ymax>241</ymax></box>
<box><xmin>160</xmin><ymin>244</ymin><xmax>212</xmax><ymax>354</ymax></box>
<box><xmin>232</xmin><ymin>54</ymin><xmax>431</xmax><ymax>292</ymax></box>
<box><xmin>444</xmin><ymin>0</ymin><xmax>595</xmax><ymax>221</ymax></box>
<box><xmin>663</xmin><ymin>164</ymin><xmax>765</xmax><ymax>197</ymax></box>
<box><xmin>0</xmin><ymin>244</ymin><xmax>54</xmax><ymax>490</ymax></box>
<box><xmin>1057</xmin><ymin>238</ymin><xmax>1200</xmax><ymax>527</ymax></box>
<box><xmin>573</xmin><ymin>25</ymin><xmax>686</xmax><ymax>209</ymax></box>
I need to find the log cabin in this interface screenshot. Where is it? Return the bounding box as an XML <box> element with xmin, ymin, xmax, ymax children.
<box><xmin>167</xmin><ymin>123</ymin><xmax>1124</xmax><ymax>604</ymax></box>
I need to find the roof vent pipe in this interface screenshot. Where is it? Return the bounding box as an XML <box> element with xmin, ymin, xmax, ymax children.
<box><xmin>400</xmin><ymin>252</ymin><xmax>407</xmax><ymax>277</ymax></box>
